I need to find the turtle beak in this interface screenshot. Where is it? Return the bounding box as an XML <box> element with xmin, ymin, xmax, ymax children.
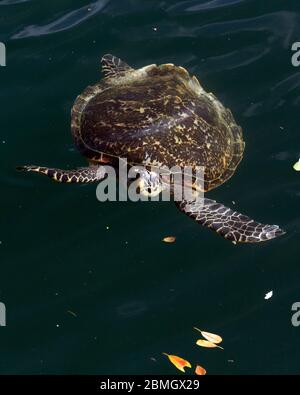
<box><xmin>138</xmin><ymin>173</ymin><xmax>164</xmax><ymax>197</ymax></box>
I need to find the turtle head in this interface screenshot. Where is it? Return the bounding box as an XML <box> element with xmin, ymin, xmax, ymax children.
<box><xmin>137</xmin><ymin>169</ymin><xmax>201</xmax><ymax>200</ymax></box>
<box><xmin>138</xmin><ymin>170</ymin><xmax>165</xmax><ymax>197</ymax></box>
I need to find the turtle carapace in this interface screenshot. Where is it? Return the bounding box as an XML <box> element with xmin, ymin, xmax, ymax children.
<box><xmin>18</xmin><ymin>54</ymin><xmax>285</xmax><ymax>244</ymax></box>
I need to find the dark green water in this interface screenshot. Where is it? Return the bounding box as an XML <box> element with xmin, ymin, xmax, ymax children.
<box><xmin>1</xmin><ymin>0</ymin><xmax>300</xmax><ymax>375</ymax></box>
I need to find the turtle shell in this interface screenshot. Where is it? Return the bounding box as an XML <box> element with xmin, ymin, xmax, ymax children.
<box><xmin>71</xmin><ymin>56</ymin><xmax>245</xmax><ymax>192</ymax></box>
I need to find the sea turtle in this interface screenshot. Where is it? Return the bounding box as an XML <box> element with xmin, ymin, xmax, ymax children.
<box><xmin>18</xmin><ymin>54</ymin><xmax>285</xmax><ymax>243</ymax></box>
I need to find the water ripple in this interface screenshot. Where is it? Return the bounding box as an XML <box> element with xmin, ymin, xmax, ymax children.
<box><xmin>0</xmin><ymin>0</ymin><xmax>30</xmax><ymax>4</ymax></box>
<box><xmin>244</xmin><ymin>72</ymin><xmax>300</xmax><ymax>117</ymax></box>
<box><xmin>167</xmin><ymin>0</ymin><xmax>246</xmax><ymax>13</ymax></box>
<box><xmin>12</xmin><ymin>0</ymin><xmax>110</xmax><ymax>39</ymax></box>
<box><xmin>194</xmin><ymin>11</ymin><xmax>298</xmax><ymax>48</ymax></box>
<box><xmin>202</xmin><ymin>44</ymin><xmax>270</xmax><ymax>73</ymax></box>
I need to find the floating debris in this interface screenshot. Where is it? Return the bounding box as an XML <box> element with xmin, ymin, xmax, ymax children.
<box><xmin>162</xmin><ymin>353</ymin><xmax>191</xmax><ymax>372</ymax></box>
<box><xmin>194</xmin><ymin>327</ymin><xmax>222</xmax><ymax>344</ymax></box>
<box><xmin>162</xmin><ymin>236</ymin><xmax>176</xmax><ymax>243</ymax></box>
<box><xmin>293</xmin><ymin>159</ymin><xmax>300</xmax><ymax>171</ymax></box>
<box><xmin>196</xmin><ymin>339</ymin><xmax>224</xmax><ymax>350</ymax></box>
<box><xmin>195</xmin><ymin>365</ymin><xmax>207</xmax><ymax>375</ymax></box>
<box><xmin>264</xmin><ymin>290</ymin><xmax>273</xmax><ymax>300</ymax></box>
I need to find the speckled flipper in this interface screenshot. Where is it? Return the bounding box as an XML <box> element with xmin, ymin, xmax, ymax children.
<box><xmin>17</xmin><ymin>165</ymin><xmax>105</xmax><ymax>183</ymax></box>
<box><xmin>176</xmin><ymin>198</ymin><xmax>285</xmax><ymax>243</ymax></box>
<box><xmin>101</xmin><ymin>54</ymin><xmax>133</xmax><ymax>78</ymax></box>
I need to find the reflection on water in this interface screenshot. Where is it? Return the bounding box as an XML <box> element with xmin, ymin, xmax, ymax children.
<box><xmin>167</xmin><ymin>0</ymin><xmax>247</xmax><ymax>12</ymax></box>
<box><xmin>12</xmin><ymin>0</ymin><xmax>111</xmax><ymax>38</ymax></box>
<box><xmin>1</xmin><ymin>0</ymin><xmax>300</xmax><ymax>375</ymax></box>
<box><xmin>0</xmin><ymin>0</ymin><xmax>29</xmax><ymax>5</ymax></box>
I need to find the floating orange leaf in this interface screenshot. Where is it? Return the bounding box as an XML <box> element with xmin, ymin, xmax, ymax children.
<box><xmin>196</xmin><ymin>339</ymin><xmax>224</xmax><ymax>349</ymax></box>
<box><xmin>163</xmin><ymin>353</ymin><xmax>191</xmax><ymax>372</ymax></box>
<box><xmin>162</xmin><ymin>236</ymin><xmax>176</xmax><ymax>243</ymax></box>
<box><xmin>195</xmin><ymin>365</ymin><xmax>207</xmax><ymax>375</ymax></box>
<box><xmin>193</xmin><ymin>327</ymin><xmax>222</xmax><ymax>344</ymax></box>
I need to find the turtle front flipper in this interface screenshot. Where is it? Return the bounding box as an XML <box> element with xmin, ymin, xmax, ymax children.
<box><xmin>17</xmin><ymin>165</ymin><xmax>105</xmax><ymax>183</ymax></box>
<box><xmin>176</xmin><ymin>198</ymin><xmax>285</xmax><ymax>244</ymax></box>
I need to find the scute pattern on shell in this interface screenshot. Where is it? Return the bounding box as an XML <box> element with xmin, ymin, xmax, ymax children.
<box><xmin>71</xmin><ymin>60</ymin><xmax>245</xmax><ymax>192</ymax></box>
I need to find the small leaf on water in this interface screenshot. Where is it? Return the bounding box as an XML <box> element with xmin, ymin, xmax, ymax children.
<box><xmin>264</xmin><ymin>290</ymin><xmax>273</xmax><ymax>300</ymax></box>
<box><xmin>196</xmin><ymin>339</ymin><xmax>224</xmax><ymax>349</ymax></box>
<box><xmin>293</xmin><ymin>160</ymin><xmax>300</xmax><ymax>171</ymax></box>
<box><xmin>162</xmin><ymin>353</ymin><xmax>192</xmax><ymax>372</ymax></box>
<box><xmin>195</xmin><ymin>365</ymin><xmax>207</xmax><ymax>375</ymax></box>
<box><xmin>162</xmin><ymin>236</ymin><xmax>176</xmax><ymax>243</ymax></box>
<box><xmin>193</xmin><ymin>327</ymin><xmax>222</xmax><ymax>344</ymax></box>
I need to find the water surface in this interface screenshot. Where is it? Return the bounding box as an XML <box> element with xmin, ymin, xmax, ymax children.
<box><xmin>1</xmin><ymin>0</ymin><xmax>300</xmax><ymax>374</ymax></box>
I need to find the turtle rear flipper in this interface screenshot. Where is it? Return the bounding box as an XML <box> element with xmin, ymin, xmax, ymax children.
<box><xmin>17</xmin><ymin>165</ymin><xmax>105</xmax><ymax>183</ymax></box>
<box><xmin>176</xmin><ymin>198</ymin><xmax>285</xmax><ymax>244</ymax></box>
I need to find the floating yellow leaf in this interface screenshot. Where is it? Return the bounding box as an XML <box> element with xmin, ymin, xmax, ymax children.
<box><xmin>195</xmin><ymin>365</ymin><xmax>207</xmax><ymax>375</ymax></box>
<box><xmin>196</xmin><ymin>339</ymin><xmax>224</xmax><ymax>349</ymax></box>
<box><xmin>193</xmin><ymin>327</ymin><xmax>222</xmax><ymax>344</ymax></box>
<box><xmin>163</xmin><ymin>353</ymin><xmax>191</xmax><ymax>372</ymax></box>
<box><xmin>293</xmin><ymin>160</ymin><xmax>300</xmax><ymax>171</ymax></box>
<box><xmin>162</xmin><ymin>236</ymin><xmax>176</xmax><ymax>243</ymax></box>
